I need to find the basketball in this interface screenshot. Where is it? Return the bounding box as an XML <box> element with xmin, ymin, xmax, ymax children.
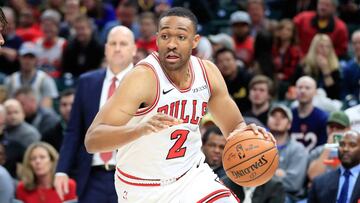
<box><xmin>222</xmin><ymin>129</ymin><xmax>279</xmax><ymax>187</ymax></box>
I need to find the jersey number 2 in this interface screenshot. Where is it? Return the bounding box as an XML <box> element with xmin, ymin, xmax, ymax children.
<box><xmin>166</xmin><ymin>129</ymin><xmax>189</xmax><ymax>159</ymax></box>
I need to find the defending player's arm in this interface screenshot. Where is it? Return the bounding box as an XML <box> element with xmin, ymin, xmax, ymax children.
<box><xmin>204</xmin><ymin>60</ymin><xmax>247</xmax><ymax>139</ymax></box>
<box><xmin>85</xmin><ymin>66</ymin><xmax>181</xmax><ymax>153</ymax></box>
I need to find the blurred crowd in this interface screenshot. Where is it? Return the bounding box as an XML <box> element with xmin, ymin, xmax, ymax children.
<box><xmin>0</xmin><ymin>0</ymin><xmax>360</xmax><ymax>203</ymax></box>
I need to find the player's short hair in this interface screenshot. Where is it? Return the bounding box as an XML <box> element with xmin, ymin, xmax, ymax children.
<box><xmin>202</xmin><ymin>126</ymin><xmax>222</xmax><ymax>144</ymax></box>
<box><xmin>0</xmin><ymin>8</ymin><xmax>8</xmax><ymax>27</ymax></box>
<box><xmin>159</xmin><ymin>7</ymin><xmax>198</xmax><ymax>33</ymax></box>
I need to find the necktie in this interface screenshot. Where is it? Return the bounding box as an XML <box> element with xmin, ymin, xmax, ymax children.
<box><xmin>338</xmin><ymin>169</ymin><xmax>351</xmax><ymax>203</ymax></box>
<box><xmin>100</xmin><ymin>77</ymin><xmax>117</xmax><ymax>168</ymax></box>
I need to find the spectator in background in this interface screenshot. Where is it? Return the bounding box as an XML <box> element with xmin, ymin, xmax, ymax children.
<box><xmin>82</xmin><ymin>0</ymin><xmax>116</xmax><ymax>31</ymax></box>
<box><xmin>16</xmin><ymin>142</ymin><xmax>77</xmax><ymax>203</ymax></box>
<box><xmin>35</xmin><ymin>9</ymin><xmax>67</xmax><ymax>78</ymax></box>
<box><xmin>14</xmin><ymin>87</ymin><xmax>61</xmax><ymax>139</ymax></box>
<box><xmin>214</xmin><ymin>47</ymin><xmax>253</xmax><ymax>112</ymax></box>
<box><xmin>133</xmin><ymin>47</ymin><xmax>149</xmax><ymax>65</ymax></box>
<box><xmin>59</xmin><ymin>0</ymin><xmax>82</xmax><ymax>39</ymax></box>
<box><xmin>5</xmin><ymin>42</ymin><xmax>59</xmax><ymax>108</ymax></box>
<box><xmin>293</xmin><ymin>0</ymin><xmax>348</xmax><ymax>58</ymax></box>
<box><xmin>136</xmin><ymin>12</ymin><xmax>157</xmax><ymax>53</ymax></box>
<box><xmin>308</xmin><ymin>111</ymin><xmax>351</xmax><ymax>183</ymax></box>
<box><xmin>272</xmin><ymin>19</ymin><xmax>303</xmax><ymax>100</ymax></box>
<box><xmin>15</xmin><ymin>7</ymin><xmax>43</xmax><ymax>42</ymax></box>
<box><xmin>100</xmin><ymin>1</ymin><xmax>140</xmax><ymax>43</ymax></box>
<box><xmin>338</xmin><ymin>0</ymin><xmax>360</xmax><ymax>27</ymax></box>
<box><xmin>345</xmin><ymin>104</ymin><xmax>360</xmax><ymax>132</ymax></box>
<box><xmin>208</xmin><ymin>33</ymin><xmax>235</xmax><ymax>54</ymax></box>
<box><xmin>246</xmin><ymin>0</ymin><xmax>277</xmax><ymax>37</ymax></box>
<box><xmin>290</xmin><ymin>76</ymin><xmax>328</xmax><ymax>151</ymax></box>
<box><xmin>230</xmin><ymin>10</ymin><xmax>254</xmax><ymax>66</ymax></box>
<box><xmin>0</xmin><ymin>7</ymin><xmax>22</xmax><ymax>76</ymax></box>
<box><xmin>252</xmin><ymin>30</ymin><xmax>275</xmax><ymax>80</ymax></box>
<box><xmin>267</xmin><ymin>104</ymin><xmax>308</xmax><ymax>202</ymax></box>
<box><xmin>342</xmin><ymin>30</ymin><xmax>360</xmax><ymax>103</ymax></box>
<box><xmin>3</xmin><ymin>99</ymin><xmax>40</xmax><ymax>148</ymax></box>
<box><xmin>244</xmin><ymin>75</ymin><xmax>274</xmax><ymax>126</ymax></box>
<box><xmin>295</xmin><ymin>34</ymin><xmax>341</xmax><ymax>100</ymax></box>
<box><xmin>61</xmin><ymin>15</ymin><xmax>104</xmax><ymax>78</ymax></box>
<box><xmin>0</xmin><ymin>164</ymin><xmax>14</xmax><ymax>203</ymax></box>
<box><xmin>201</xmin><ymin>126</ymin><xmax>226</xmax><ymax>179</ymax></box>
<box><xmin>308</xmin><ymin>130</ymin><xmax>360</xmax><ymax>203</ymax></box>
<box><xmin>0</xmin><ymin>7</ymin><xmax>7</xmax><ymax>47</ymax></box>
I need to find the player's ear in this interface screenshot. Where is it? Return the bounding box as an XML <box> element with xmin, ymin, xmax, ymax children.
<box><xmin>192</xmin><ymin>34</ymin><xmax>201</xmax><ymax>49</ymax></box>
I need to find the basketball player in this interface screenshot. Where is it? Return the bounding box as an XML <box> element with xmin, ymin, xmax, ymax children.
<box><xmin>0</xmin><ymin>8</ymin><xmax>7</xmax><ymax>46</ymax></box>
<box><xmin>85</xmin><ymin>7</ymin><xmax>272</xmax><ymax>202</ymax></box>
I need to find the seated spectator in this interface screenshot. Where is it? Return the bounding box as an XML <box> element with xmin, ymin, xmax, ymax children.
<box><xmin>3</xmin><ymin>99</ymin><xmax>40</xmax><ymax>148</ymax></box>
<box><xmin>82</xmin><ymin>0</ymin><xmax>116</xmax><ymax>31</ymax></box>
<box><xmin>308</xmin><ymin>111</ymin><xmax>351</xmax><ymax>183</ymax></box>
<box><xmin>35</xmin><ymin>9</ymin><xmax>67</xmax><ymax>78</ymax></box>
<box><xmin>59</xmin><ymin>0</ymin><xmax>82</xmax><ymax>39</ymax></box>
<box><xmin>342</xmin><ymin>30</ymin><xmax>360</xmax><ymax>103</ymax></box>
<box><xmin>293</xmin><ymin>34</ymin><xmax>341</xmax><ymax>100</ymax></box>
<box><xmin>208</xmin><ymin>33</ymin><xmax>235</xmax><ymax>54</ymax></box>
<box><xmin>15</xmin><ymin>7</ymin><xmax>43</xmax><ymax>42</ymax></box>
<box><xmin>272</xmin><ymin>19</ymin><xmax>303</xmax><ymax>100</ymax></box>
<box><xmin>244</xmin><ymin>75</ymin><xmax>274</xmax><ymax>126</ymax></box>
<box><xmin>293</xmin><ymin>0</ymin><xmax>348</xmax><ymax>58</ymax></box>
<box><xmin>136</xmin><ymin>12</ymin><xmax>157</xmax><ymax>53</ymax></box>
<box><xmin>290</xmin><ymin>76</ymin><xmax>328</xmax><ymax>151</ymax></box>
<box><xmin>61</xmin><ymin>15</ymin><xmax>104</xmax><ymax>78</ymax></box>
<box><xmin>0</xmin><ymin>165</ymin><xmax>14</xmax><ymax>203</ymax></box>
<box><xmin>308</xmin><ymin>130</ymin><xmax>360</xmax><ymax>203</ymax></box>
<box><xmin>16</xmin><ymin>142</ymin><xmax>77</xmax><ymax>203</ymax></box>
<box><xmin>5</xmin><ymin>42</ymin><xmax>59</xmax><ymax>108</ymax></box>
<box><xmin>214</xmin><ymin>47</ymin><xmax>253</xmax><ymax>112</ymax></box>
<box><xmin>268</xmin><ymin>104</ymin><xmax>308</xmax><ymax>202</ymax></box>
<box><xmin>14</xmin><ymin>87</ymin><xmax>61</xmax><ymax>139</ymax></box>
<box><xmin>246</xmin><ymin>0</ymin><xmax>277</xmax><ymax>37</ymax></box>
<box><xmin>202</xmin><ymin>126</ymin><xmax>226</xmax><ymax>179</ymax></box>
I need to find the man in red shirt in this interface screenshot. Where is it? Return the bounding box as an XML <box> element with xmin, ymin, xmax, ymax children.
<box><xmin>293</xmin><ymin>0</ymin><xmax>348</xmax><ymax>58</ymax></box>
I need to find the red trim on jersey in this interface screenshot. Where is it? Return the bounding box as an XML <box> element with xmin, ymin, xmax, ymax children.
<box><xmin>134</xmin><ymin>62</ymin><xmax>160</xmax><ymax>116</ymax></box>
<box><xmin>117</xmin><ymin>167</ymin><xmax>160</xmax><ymax>181</ymax></box>
<box><xmin>151</xmin><ymin>52</ymin><xmax>194</xmax><ymax>93</ymax></box>
<box><xmin>116</xmin><ymin>174</ymin><xmax>161</xmax><ymax>187</ymax></box>
<box><xmin>197</xmin><ymin>58</ymin><xmax>212</xmax><ymax>96</ymax></box>
<box><xmin>197</xmin><ymin>189</ymin><xmax>235</xmax><ymax>203</ymax></box>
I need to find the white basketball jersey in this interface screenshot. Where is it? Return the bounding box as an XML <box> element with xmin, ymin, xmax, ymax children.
<box><xmin>115</xmin><ymin>52</ymin><xmax>212</xmax><ymax>179</ymax></box>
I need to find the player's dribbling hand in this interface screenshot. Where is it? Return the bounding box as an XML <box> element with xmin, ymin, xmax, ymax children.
<box><xmin>136</xmin><ymin>113</ymin><xmax>183</xmax><ymax>136</ymax></box>
<box><xmin>54</xmin><ymin>175</ymin><xmax>69</xmax><ymax>201</ymax></box>
<box><xmin>228</xmin><ymin>123</ymin><xmax>276</xmax><ymax>144</ymax></box>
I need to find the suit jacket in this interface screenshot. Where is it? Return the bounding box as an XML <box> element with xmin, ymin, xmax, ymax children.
<box><xmin>222</xmin><ymin>177</ymin><xmax>285</xmax><ymax>203</ymax></box>
<box><xmin>308</xmin><ymin>168</ymin><xmax>360</xmax><ymax>203</ymax></box>
<box><xmin>56</xmin><ymin>69</ymin><xmax>106</xmax><ymax>197</ymax></box>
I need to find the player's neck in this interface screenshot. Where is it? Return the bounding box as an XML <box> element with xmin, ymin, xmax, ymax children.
<box><xmin>163</xmin><ymin>65</ymin><xmax>191</xmax><ymax>89</ymax></box>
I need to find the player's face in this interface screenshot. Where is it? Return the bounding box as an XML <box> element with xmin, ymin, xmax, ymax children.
<box><xmin>249</xmin><ymin>83</ymin><xmax>270</xmax><ymax>106</ymax></box>
<box><xmin>215</xmin><ymin>51</ymin><xmax>237</xmax><ymax>78</ymax></box>
<box><xmin>202</xmin><ymin>133</ymin><xmax>226</xmax><ymax>168</ymax></box>
<box><xmin>338</xmin><ymin>131</ymin><xmax>360</xmax><ymax>169</ymax></box>
<box><xmin>29</xmin><ymin>147</ymin><xmax>53</xmax><ymax>177</ymax></box>
<box><xmin>267</xmin><ymin>110</ymin><xmax>291</xmax><ymax>135</ymax></box>
<box><xmin>105</xmin><ymin>28</ymin><xmax>136</xmax><ymax>70</ymax></box>
<box><xmin>157</xmin><ymin>16</ymin><xmax>200</xmax><ymax>71</ymax></box>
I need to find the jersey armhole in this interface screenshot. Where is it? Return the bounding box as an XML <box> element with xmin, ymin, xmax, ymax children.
<box><xmin>134</xmin><ymin>62</ymin><xmax>160</xmax><ymax>116</ymax></box>
<box><xmin>197</xmin><ymin>58</ymin><xmax>213</xmax><ymax>96</ymax></box>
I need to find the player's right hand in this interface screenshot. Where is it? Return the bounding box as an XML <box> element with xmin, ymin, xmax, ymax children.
<box><xmin>54</xmin><ymin>174</ymin><xmax>69</xmax><ymax>200</ymax></box>
<box><xmin>136</xmin><ymin>113</ymin><xmax>183</xmax><ymax>136</ymax></box>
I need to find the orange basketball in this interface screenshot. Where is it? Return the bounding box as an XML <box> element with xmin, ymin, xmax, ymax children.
<box><xmin>222</xmin><ymin>129</ymin><xmax>279</xmax><ymax>187</ymax></box>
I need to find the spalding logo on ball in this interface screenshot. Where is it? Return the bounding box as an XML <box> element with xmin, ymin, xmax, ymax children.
<box><xmin>222</xmin><ymin>129</ymin><xmax>279</xmax><ymax>187</ymax></box>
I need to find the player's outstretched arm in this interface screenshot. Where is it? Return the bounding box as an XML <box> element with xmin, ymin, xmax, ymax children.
<box><xmin>84</xmin><ymin>65</ymin><xmax>181</xmax><ymax>153</ymax></box>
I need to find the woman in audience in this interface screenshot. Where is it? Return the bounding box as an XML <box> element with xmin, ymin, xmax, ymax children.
<box><xmin>272</xmin><ymin>19</ymin><xmax>303</xmax><ymax>100</ymax></box>
<box><xmin>294</xmin><ymin>34</ymin><xmax>341</xmax><ymax>100</ymax></box>
<box><xmin>16</xmin><ymin>142</ymin><xmax>77</xmax><ymax>203</ymax></box>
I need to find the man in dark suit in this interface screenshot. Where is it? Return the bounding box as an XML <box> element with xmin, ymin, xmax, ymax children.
<box><xmin>54</xmin><ymin>25</ymin><xmax>137</xmax><ymax>203</ymax></box>
<box><xmin>308</xmin><ymin>130</ymin><xmax>360</xmax><ymax>203</ymax></box>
